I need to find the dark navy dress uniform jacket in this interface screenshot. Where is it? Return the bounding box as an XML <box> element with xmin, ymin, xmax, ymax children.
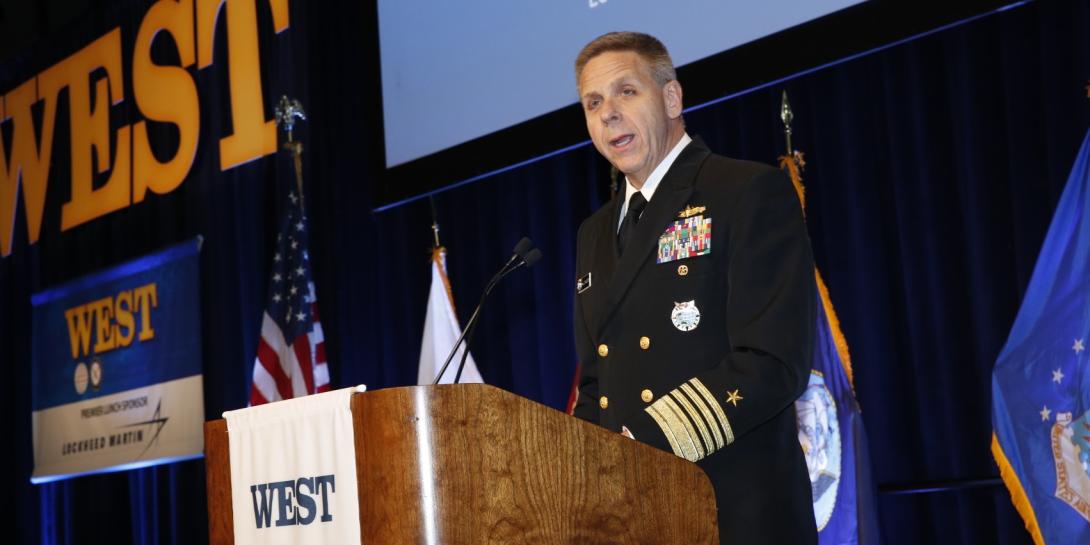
<box><xmin>572</xmin><ymin>138</ymin><xmax>819</xmax><ymax>545</ymax></box>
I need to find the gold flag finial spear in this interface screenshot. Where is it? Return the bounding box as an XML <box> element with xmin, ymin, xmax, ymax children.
<box><xmin>781</xmin><ymin>90</ymin><xmax>794</xmax><ymax>156</ymax></box>
<box><xmin>777</xmin><ymin>90</ymin><xmax>806</xmax><ymax>212</ymax></box>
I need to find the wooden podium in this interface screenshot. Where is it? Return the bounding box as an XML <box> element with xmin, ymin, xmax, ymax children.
<box><xmin>204</xmin><ymin>384</ymin><xmax>719</xmax><ymax>544</ymax></box>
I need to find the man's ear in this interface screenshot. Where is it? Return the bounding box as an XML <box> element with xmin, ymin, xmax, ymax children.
<box><xmin>664</xmin><ymin>80</ymin><xmax>684</xmax><ymax>119</ymax></box>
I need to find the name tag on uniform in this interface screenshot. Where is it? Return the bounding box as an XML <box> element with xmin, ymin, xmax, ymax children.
<box><xmin>657</xmin><ymin>215</ymin><xmax>711</xmax><ymax>264</ymax></box>
<box><xmin>576</xmin><ymin>272</ymin><xmax>592</xmax><ymax>294</ymax></box>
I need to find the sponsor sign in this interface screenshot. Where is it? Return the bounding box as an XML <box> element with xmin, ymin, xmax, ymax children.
<box><xmin>224</xmin><ymin>386</ymin><xmax>364</xmax><ymax>545</ymax></box>
<box><xmin>31</xmin><ymin>239</ymin><xmax>204</xmax><ymax>483</ymax></box>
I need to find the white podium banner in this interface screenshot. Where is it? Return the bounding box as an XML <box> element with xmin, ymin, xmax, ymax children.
<box><xmin>224</xmin><ymin>385</ymin><xmax>365</xmax><ymax>545</ymax></box>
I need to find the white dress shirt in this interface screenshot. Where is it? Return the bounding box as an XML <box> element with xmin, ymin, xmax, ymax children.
<box><xmin>617</xmin><ymin>133</ymin><xmax>692</xmax><ymax>231</ymax></box>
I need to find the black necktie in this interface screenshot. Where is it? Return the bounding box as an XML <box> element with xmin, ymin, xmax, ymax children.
<box><xmin>617</xmin><ymin>192</ymin><xmax>648</xmax><ymax>256</ymax></box>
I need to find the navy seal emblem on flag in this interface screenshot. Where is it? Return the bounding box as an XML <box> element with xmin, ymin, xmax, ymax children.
<box><xmin>796</xmin><ymin>371</ymin><xmax>842</xmax><ymax>530</ymax></box>
<box><xmin>671</xmin><ymin>300</ymin><xmax>701</xmax><ymax>331</ymax></box>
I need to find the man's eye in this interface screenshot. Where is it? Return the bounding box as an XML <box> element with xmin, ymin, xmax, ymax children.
<box><xmin>622</xmin><ymin>88</ymin><xmax>636</xmax><ymax>96</ymax></box>
<box><xmin>586</xmin><ymin>99</ymin><xmax>600</xmax><ymax>110</ymax></box>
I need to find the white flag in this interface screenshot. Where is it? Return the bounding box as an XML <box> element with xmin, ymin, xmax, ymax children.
<box><xmin>418</xmin><ymin>248</ymin><xmax>484</xmax><ymax>384</ymax></box>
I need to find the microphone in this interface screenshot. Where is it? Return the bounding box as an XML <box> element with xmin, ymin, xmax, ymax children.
<box><xmin>453</xmin><ymin>245</ymin><xmax>541</xmax><ymax>382</ymax></box>
<box><xmin>432</xmin><ymin>237</ymin><xmax>542</xmax><ymax>384</ymax></box>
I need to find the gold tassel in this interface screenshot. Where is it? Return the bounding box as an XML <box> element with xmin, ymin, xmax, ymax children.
<box><xmin>778</xmin><ymin>151</ymin><xmax>807</xmax><ymax>214</ymax></box>
<box><xmin>991</xmin><ymin>433</ymin><xmax>1045</xmax><ymax>545</ymax></box>
<box><xmin>779</xmin><ymin>151</ymin><xmax>854</xmax><ymax>389</ymax></box>
<box><xmin>815</xmin><ymin>269</ymin><xmax>855</xmax><ymax>391</ymax></box>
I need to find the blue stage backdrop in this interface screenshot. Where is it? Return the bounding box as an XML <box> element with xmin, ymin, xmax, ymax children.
<box><xmin>1</xmin><ymin>0</ymin><xmax>1089</xmax><ymax>544</ymax></box>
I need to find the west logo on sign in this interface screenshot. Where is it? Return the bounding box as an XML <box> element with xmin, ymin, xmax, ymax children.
<box><xmin>250</xmin><ymin>474</ymin><xmax>336</xmax><ymax>529</ymax></box>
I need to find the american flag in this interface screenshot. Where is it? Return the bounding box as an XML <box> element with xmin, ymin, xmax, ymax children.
<box><xmin>250</xmin><ymin>191</ymin><xmax>329</xmax><ymax>405</ymax></box>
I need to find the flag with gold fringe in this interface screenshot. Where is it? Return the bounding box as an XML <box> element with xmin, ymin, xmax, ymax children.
<box><xmin>992</xmin><ymin>128</ymin><xmax>1090</xmax><ymax>545</ymax></box>
<box><xmin>781</xmin><ymin>150</ymin><xmax>878</xmax><ymax>545</ymax></box>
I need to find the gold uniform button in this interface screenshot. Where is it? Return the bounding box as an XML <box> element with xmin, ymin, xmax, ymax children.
<box><xmin>599</xmin><ymin>396</ymin><xmax>609</xmax><ymax>409</ymax></box>
<box><xmin>641</xmin><ymin>389</ymin><xmax>653</xmax><ymax>403</ymax></box>
<box><xmin>677</xmin><ymin>264</ymin><xmax>689</xmax><ymax>276</ymax></box>
<box><xmin>597</xmin><ymin>344</ymin><xmax>609</xmax><ymax>357</ymax></box>
<box><xmin>639</xmin><ymin>336</ymin><xmax>650</xmax><ymax>350</ymax></box>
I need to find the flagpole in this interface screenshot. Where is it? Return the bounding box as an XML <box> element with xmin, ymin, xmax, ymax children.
<box><xmin>781</xmin><ymin>90</ymin><xmax>794</xmax><ymax>156</ymax></box>
<box><xmin>778</xmin><ymin>90</ymin><xmax>806</xmax><ymax>212</ymax></box>
<box><xmin>429</xmin><ymin>195</ymin><xmax>441</xmax><ymax>248</ymax></box>
<box><xmin>275</xmin><ymin>96</ymin><xmax>308</xmax><ymax>207</ymax></box>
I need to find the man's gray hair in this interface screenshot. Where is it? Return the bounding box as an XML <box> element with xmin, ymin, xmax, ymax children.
<box><xmin>575</xmin><ymin>31</ymin><xmax>677</xmax><ymax>87</ymax></box>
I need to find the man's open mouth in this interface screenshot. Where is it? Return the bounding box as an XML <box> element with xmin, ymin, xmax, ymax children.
<box><xmin>610</xmin><ymin>134</ymin><xmax>634</xmax><ymax>148</ymax></box>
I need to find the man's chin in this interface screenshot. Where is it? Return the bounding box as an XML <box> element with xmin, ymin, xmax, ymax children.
<box><xmin>610</xmin><ymin>160</ymin><xmax>639</xmax><ymax>179</ymax></box>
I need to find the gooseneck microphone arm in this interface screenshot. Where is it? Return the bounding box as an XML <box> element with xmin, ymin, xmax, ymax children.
<box><xmin>453</xmin><ymin>247</ymin><xmax>542</xmax><ymax>383</ymax></box>
<box><xmin>432</xmin><ymin>238</ymin><xmax>539</xmax><ymax>385</ymax></box>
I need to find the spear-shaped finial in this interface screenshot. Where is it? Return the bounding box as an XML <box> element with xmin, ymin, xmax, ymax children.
<box><xmin>275</xmin><ymin>95</ymin><xmax>307</xmax><ymax>142</ymax></box>
<box><xmin>429</xmin><ymin>195</ymin><xmax>441</xmax><ymax>248</ymax></box>
<box><xmin>781</xmin><ymin>90</ymin><xmax>794</xmax><ymax>155</ymax></box>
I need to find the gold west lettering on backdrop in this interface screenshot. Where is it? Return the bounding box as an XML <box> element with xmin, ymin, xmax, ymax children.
<box><xmin>64</xmin><ymin>282</ymin><xmax>159</xmax><ymax>359</ymax></box>
<box><xmin>0</xmin><ymin>0</ymin><xmax>291</xmax><ymax>257</ymax></box>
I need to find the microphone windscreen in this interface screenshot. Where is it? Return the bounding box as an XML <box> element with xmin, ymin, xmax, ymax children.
<box><xmin>512</xmin><ymin>237</ymin><xmax>534</xmax><ymax>258</ymax></box>
<box><xmin>523</xmin><ymin>248</ymin><xmax>543</xmax><ymax>268</ymax></box>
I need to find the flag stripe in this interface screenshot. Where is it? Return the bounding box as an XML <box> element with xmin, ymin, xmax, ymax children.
<box><xmin>292</xmin><ymin>335</ymin><xmax>315</xmax><ymax>395</ymax></box>
<box><xmin>250</xmin><ymin>385</ymin><xmax>269</xmax><ymax>407</ymax></box>
<box><xmin>256</xmin><ymin>335</ymin><xmax>293</xmax><ymax>401</ymax></box>
<box><xmin>250</xmin><ymin>357</ymin><xmax>280</xmax><ymax>404</ymax></box>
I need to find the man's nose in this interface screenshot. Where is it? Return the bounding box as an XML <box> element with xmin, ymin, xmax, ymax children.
<box><xmin>599</xmin><ymin>101</ymin><xmax>620</xmax><ymax>124</ymax></box>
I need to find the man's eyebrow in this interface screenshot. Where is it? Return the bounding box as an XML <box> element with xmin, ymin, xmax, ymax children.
<box><xmin>581</xmin><ymin>76</ymin><xmax>635</xmax><ymax>100</ymax></box>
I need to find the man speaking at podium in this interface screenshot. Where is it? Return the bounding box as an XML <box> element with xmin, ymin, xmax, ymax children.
<box><xmin>570</xmin><ymin>32</ymin><xmax>819</xmax><ymax>544</ymax></box>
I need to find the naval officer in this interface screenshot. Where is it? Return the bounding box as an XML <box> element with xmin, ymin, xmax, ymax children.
<box><xmin>570</xmin><ymin>31</ymin><xmax>819</xmax><ymax>544</ymax></box>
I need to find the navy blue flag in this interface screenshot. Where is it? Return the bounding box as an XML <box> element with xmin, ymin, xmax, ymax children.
<box><xmin>992</xmin><ymin>129</ymin><xmax>1090</xmax><ymax>544</ymax></box>
<box><xmin>782</xmin><ymin>153</ymin><xmax>879</xmax><ymax>545</ymax></box>
<box><xmin>796</xmin><ymin>274</ymin><xmax>879</xmax><ymax>545</ymax></box>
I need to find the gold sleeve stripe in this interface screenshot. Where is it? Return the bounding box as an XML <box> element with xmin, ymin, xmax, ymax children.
<box><xmin>689</xmin><ymin>378</ymin><xmax>735</xmax><ymax>445</ymax></box>
<box><xmin>660</xmin><ymin>396</ymin><xmax>705</xmax><ymax>461</ymax></box>
<box><xmin>669</xmin><ymin>389</ymin><xmax>713</xmax><ymax>455</ymax></box>
<box><xmin>679</xmin><ymin>383</ymin><xmax>723</xmax><ymax>450</ymax></box>
<box><xmin>646</xmin><ymin>396</ymin><xmax>701</xmax><ymax>462</ymax></box>
<box><xmin>645</xmin><ymin>404</ymin><xmax>686</xmax><ymax>459</ymax></box>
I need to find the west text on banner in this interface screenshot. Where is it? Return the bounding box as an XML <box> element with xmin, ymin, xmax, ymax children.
<box><xmin>418</xmin><ymin>247</ymin><xmax>483</xmax><ymax>384</ymax></box>
<box><xmin>992</xmin><ymin>128</ymin><xmax>1090</xmax><ymax>545</ymax></box>
<box><xmin>782</xmin><ymin>153</ymin><xmax>878</xmax><ymax>545</ymax></box>
<box><xmin>224</xmin><ymin>385</ymin><xmax>365</xmax><ymax>545</ymax></box>
<box><xmin>251</xmin><ymin>190</ymin><xmax>329</xmax><ymax>405</ymax></box>
<box><xmin>30</xmin><ymin>238</ymin><xmax>204</xmax><ymax>483</ymax></box>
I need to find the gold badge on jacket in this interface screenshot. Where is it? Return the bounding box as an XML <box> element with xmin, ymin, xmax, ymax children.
<box><xmin>677</xmin><ymin>205</ymin><xmax>706</xmax><ymax>218</ymax></box>
<box><xmin>658</xmin><ymin>213</ymin><xmax>711</xmax><ymax>264</ymax></box>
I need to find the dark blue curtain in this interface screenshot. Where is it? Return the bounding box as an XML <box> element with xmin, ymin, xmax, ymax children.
<box><xmin>2</xmin><ymin>0</ymin><xmax>1089</xmax><ymax>543</ymax></box>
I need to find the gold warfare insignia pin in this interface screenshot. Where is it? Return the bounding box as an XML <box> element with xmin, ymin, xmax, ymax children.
<box><xmin>678</xmin><ymin>205</ymin><xmax>706</xmax><ymax>218</ymax></box>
